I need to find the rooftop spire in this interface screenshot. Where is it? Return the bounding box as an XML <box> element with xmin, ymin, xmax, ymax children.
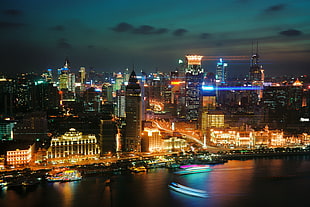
<box><xmin>64</xmin><ymin>57</ymin><xmax>70</xmax><ymax>69</ymax></box>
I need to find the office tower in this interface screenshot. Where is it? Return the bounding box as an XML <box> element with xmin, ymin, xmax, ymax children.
<box><xmin>114</xmin><ymin>72</ymin><xmax>124</xmax><ymax>92</ymax></box>
<box><xmin>83</xmin><ymin>87</ymin><xmax>101</xmax><ymax>112</ymax></box>
<box><xmin>59</xmin><ymin>70</ymin><xmax>68</xmax><ymax>90</ymax></box>
<box><xmin>141</xmin><ymin>128</ymin><xmax>162</xmax><ymax>152</ymax></box>
<box><xmin>79</xmin><ymin>67</ymin><xmax>86</xmax><ymax>84</ymax></box>
<box><xmin>0</xmin><ymin>77</ymin><xmax>15</xmax><ymax>116</ymax></box>
<box><xmin>115</xmin><ymin>87</ymin><xmax>126</xmax><ymax>118</ymax></box>
<box><xmin>42</xmin><ymin>69</ymin><xmax>53</xmax><ymax>83</ymax></box>
<box><xmin>13</xmin><ymin>112</ymin><xmax>48</xmax><ymax>142</ymax></box>
<box><xmin>68</xmin><ymin>73</ymin><xmax>75</xmax><ymax>92</ymax></box>
<box><xmin>249</xmin><ymin>42</ymin><xmax>263</xmax><ymax>82</ymax></box>
<box><xmin>0</xmin><ymin>120</ymin><xmax>16</xmax><ymax>140</ymax></box>
<box><xmin>31</xmin><ymin>81</ymin><xmax>60</xmax><ymax>111</ymax></box>
<box><xmin>216</xmin><ymin>58</ymin><xmax>228</xmax><ymax>84</ymax></box>
<box><xmin>185</xmin><ymin>55</ymin><xmax>204</xmax><ymax>121</ymax></box>
<box><xmin>200</xmin><ymin>73</ymin><xmax>224</xmax><ymax>132</ymax></box>
<box><xmin>59</xmin><ymin>58</ymin><xmax>71</xmax><ymax>90</ymax></box>
<box><xmin>124</xmin><ymin>70</ymin><xmax>142</xmax><ymax>152</ymax></box>
<box><xmin>100</xmin><ymin>119</ymin><xmax>118</xmax><ymax>154</ymax></box>
<box><xmin>185</xmin><ymin>55</ymin><xmax>204</xmax><ymax>74</ymax></box>
<box><xmin>58</xmin><ymin>58</ymin><xmax>75</xmax><ymax>93</ymax></box>
<box><xmin>249</xmin><ymin>42</ymin><xmax>264</xmax><ymax>102</ymax></box>
<box><xmin>262</xmin><ymin>81</ymin><xmax>305</xmax><ymax>131</ymax></box>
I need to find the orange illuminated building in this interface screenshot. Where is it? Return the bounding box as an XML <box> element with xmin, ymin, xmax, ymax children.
<box><xmin>186</xmin><ymin>55</ymin><xmax>203</xmax><ymax>66</ymax></box>
<box><xmin>141</xmin><ymin>128</ymin><xmax>163</xmax><ymax>152</ymax></box>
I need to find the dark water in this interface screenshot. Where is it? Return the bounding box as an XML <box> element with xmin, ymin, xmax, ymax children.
<box><xmin>1</xmin><ymin>156</ymin><xmax>310</xmax><ymax>207</ymax></box>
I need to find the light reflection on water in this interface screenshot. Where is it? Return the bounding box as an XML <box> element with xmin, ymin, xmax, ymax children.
<box><xmin>1</xmin><ymin>156</ymin><xmax>310</xmax><ymax>207</ymax></box>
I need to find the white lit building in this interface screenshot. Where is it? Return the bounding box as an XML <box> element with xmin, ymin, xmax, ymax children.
<box><xmin>47</xmin><ymin>128</ymin><xmax>100</xmax><ymax>160</ymax></box>
<box><xmin>6</xmin><ymin>144</ymin><xmax>35</xmax><ymax>167</ymax></box>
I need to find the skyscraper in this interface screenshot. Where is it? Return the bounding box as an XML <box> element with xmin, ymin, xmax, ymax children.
<box><xmin>249</xmin><ymin>42</ymin><xmax>263</xmax><ymax>82</ymax></box>
<box><xmin>79</xmin><ymin>67</ymin><xmax>86</xmax><ymax>84</ymax></box>
<box><xmin>185</xmin><ymin>55</ymin><xmax>204</xmax><ymax>121</ymax></box>
<box><xmin>124</xmin><ymin>70</ymin><xmax>142</xmax><ymax>152</ymax></box>
<box><xmin>59</xmin><ymin>58</ymin><xmax>70</xmax><ymax>90</ymax></box>
<box><xmin>216</xmin><ymin>58</ymin><xmax>228</xmax><ymax>84</ymax></box>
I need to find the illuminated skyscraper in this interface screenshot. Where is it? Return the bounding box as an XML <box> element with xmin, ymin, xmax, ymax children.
<box><xmin>185</xmin><ymin>55</ymin><xmax>204</xmax><ymax>121</ymax></box>
<box><xmin>200</xmin><ymin>73</ymin><xmax>224</xmax><ymax>134</ymax></box>
<box><xmin>79</xmin><ymin>67</ymin><xmax>86</xmax><ymax>84</ymax></box>
<box><xmin>216</xmin><ymin>58</ymin><xmax>228</xmax><ymax>84</ymax></box>
<box><xmin>124</xmin><ymin>70</ymin><xmax>142</xmax><ymax>152</ymax></box>
<box><xmin>185</xmin><ymin>55</ymin><xmax>204</xmax><ymax>74</ymax></box>
<box><xmin>59</xmin><ymin>58</ymin><xmax>70</xmax><ymax>90</ymax></box>
<box><xmin>249</xmin><ymin>42</ymin><xmax>264</xmax><ymax>101</ymax></box>
<box><xmin>249</xmin><ymin>42</ymin><xmax>263</xmax><ymax>82</ymax></box>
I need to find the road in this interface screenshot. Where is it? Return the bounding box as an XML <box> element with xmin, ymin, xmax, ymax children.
<box><xmin>152</xmin><ymin>120</ymin><xmax>220</xmax><ymax>152</ymax></box>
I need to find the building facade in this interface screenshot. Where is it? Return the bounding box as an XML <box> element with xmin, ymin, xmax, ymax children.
<box><xmin>46</xmin><ymin>128</ymin><xmax>100</xmax><ymax>160</ymax></box>
<box><xmin>124</xmin><ymin>71</ymin><xmax>142</xmax><ymax>152</ymax></box>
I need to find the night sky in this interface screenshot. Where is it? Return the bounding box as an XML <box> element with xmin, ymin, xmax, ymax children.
<box><xmin>1</xmin><ymin>0</ymin><xmax>309</xmax><ymax>77</ymax></box>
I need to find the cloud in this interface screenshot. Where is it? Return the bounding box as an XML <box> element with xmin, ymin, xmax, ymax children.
<box><xmin>264</xmin><ymin>4</ymin><xmax>286</xmax><ymax>13</ymax></box>
<box><xmin>57</xmin><ymin>38</ymin><xmax>72</xmax><ymax>49</ymax></box>
<box><xmin>133</xmin><ymin>25</ymin><xmax>169</xmax><ymax>35</ymax></box>
<box><xmin>200</xmin><ymin>33</ymin><xmax>211</xmax><ymax>39</ymax></box>
<box><xmin>154</xmin><ymin>28</ymin><xmax>169</xmax><ymax>34</ymax></box>
<box><xmin>133</xmin><ymin>25</ymin><xmax>155</xmax><ymax>34</ymax></box>
<box><xmin>112</xmin><ymin>22</ymin><xmax>133</xmax><ymax>32</ymax></box>
<box><xmin>0</xmin><ymin>21</ymin><xmax>25</xmax><ymax>29</ymax></box>
<box><xmin>3</xmin><ymin>9</ymin><xmax>23</xmax><ymax>16</ymax></box>
<box><xmin>173</xmin><ymin>29</ymin><xmax>188</xmax><ymax>36</ymax></box>
<box><xmin>279</xmin><ymin>29</ymin><xmax>302</xmax><ymax>37</ymax></box>
<box><xmin>51</xmin><ymin>25</ymin><xmax>65</xmax><ymax>31</ymax></box>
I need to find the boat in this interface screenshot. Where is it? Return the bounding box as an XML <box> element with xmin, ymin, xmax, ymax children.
<box><xmin>129</xmin><ymin>166</ymin><xmax>147</xmax><ymax>173</ymax></box>
<box><xmin>22</xmin><ymin>177</ymin><xmax>41</xmax><ymax>187</ymax></box>
<box><xmin>174</xmin><ymin>164</ymin><xmax>212</xmax><ymax>175</ymax></box>
<box><xmin>0</xmin><ymin>179</ymin><xmax>8</xmax><ymax>190</ymax></box>
<box><xmin>46</xmin><ymin>169</ymin><xmax>82</xmax><ymax>182</ymax></box>
<box><xmin>168</xmin><ymin>182</ymin><xmax>207</xmax><ymax>198</ymax></box>
<box><xmin>166</xmin><ymin>163</ymin><xmax>181</xmax><ymax>169</ymax></box>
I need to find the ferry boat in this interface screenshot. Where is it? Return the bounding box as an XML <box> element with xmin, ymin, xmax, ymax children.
<box><xmin>168</xmin><ymin>182</ymin><xmax>207</xmax><ymax>198</ymax></box>
<box><xmin>174</xmin><ymin>164</ymin><xmax>211</xmax><ymax>175</ymax></box>
<box><xmin>0</xmin><ymin>179</ymin><xmax>8</xmax><ymax>189</ymax></box>
<box><xmin>46</xmin><ymin>169</ymin><xmax>82</xmax><ymax>182</ymax></box>
<box><xmin>129</xmin><ymin>166</ymin><xmax>147</xmax><ymax>173</ymax></box>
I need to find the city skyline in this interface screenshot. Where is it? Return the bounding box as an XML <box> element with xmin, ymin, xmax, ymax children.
<box><xmin>1</xmin><ymin>0</ymin><xmax>309</xmax><ymax>76</ymax></box>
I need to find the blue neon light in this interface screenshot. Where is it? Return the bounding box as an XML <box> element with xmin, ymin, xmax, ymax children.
<box><xmin>202</xmin><ymin>86</ymin><xmax>262</xmax><ymax>91</ymax></box>
<box><xmin>201</xmin><ymin>86</ymin><xmax>215</xmax><ymax>90</ymax></box>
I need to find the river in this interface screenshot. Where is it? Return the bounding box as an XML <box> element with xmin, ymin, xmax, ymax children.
<box><xmin>1</xmin><ymin>155</ymin><xmax>310</xmax><ymax>207</ymax></box>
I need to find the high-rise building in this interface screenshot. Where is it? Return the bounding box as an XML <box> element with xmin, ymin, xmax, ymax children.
<box><xmin>249</xmin><ymin>42</ymin><xmax>263</xmax><ymax>82</ymax></box>
<box><xmin>141</xmin><ymin>127</ymin><xmax>162</xmax><ymax>152</ymax></box>
<box><xmin>200</xmin><ymin>73</ymin><xmax>224</xmax><ymax>135</ymax></box>
<box><xmin>59</xmin><ymin>58</ymin><xmax>70</xmax><ymax>90</ymax></box>
<box><xmin>79</xmin><ymin>67</ymin><xmax>86</xmax><ymax>84</ymax></box>
<box><xmin>262</xmin><ymin>81</ymin><xmax>306</xmax><ymax>131</ymax></box>
<box><xmin>0</xmin><ymin>77</ymin><xmax>15</xmax><ymax>116</ymax></box>
<box><xmin>83</xmin><ymin>87</ymin><xmax>101</xmax><ymax>112</ymax></box>
<box><xmin>0</xmin><ymin>120</ymin><xmax>16</xmax><ymax>141</ymax></box>
<box><xmin>124</xmin><ymin>70</ymin><xmax>142</xmax><ymax>152</ymax></box>
<box><xmin>216</xmin><ymin>58</ymin><xmax>228</xmax><ymax>84</ymax></box>
<box><xmin>100</xmin><ymin>119</ymin><xmax>118</xmax><ymax>154</ymax></box>
<box><xmin>185</xmin><ymin>55</ymin><xmax>204</xmax><ymax>121</ymax></box>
